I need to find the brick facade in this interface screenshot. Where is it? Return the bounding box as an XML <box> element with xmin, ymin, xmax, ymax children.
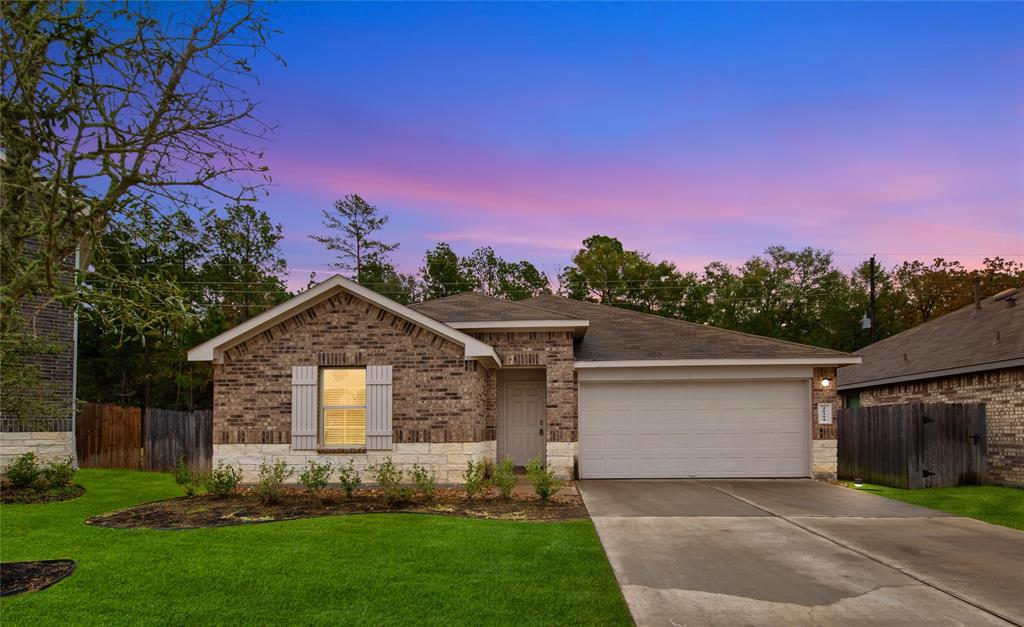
<box><xmin>214</xmin><ymin>291</ymin><xmax>491</xmax><ymax>446</ymax></box>
<box><xmin>850</xmin><ymin>366</ymin><xmax>1024</xmax><ymax>487</ymax></box>
<box><xmin>810</xmin><ymin>367</ymin><xmax>840</xmax><ymax>479</ymax></box>
<box><xmin>468</xmin><ymin>331</ymin><xmax>577</xmax><ymax>442</ymax></box>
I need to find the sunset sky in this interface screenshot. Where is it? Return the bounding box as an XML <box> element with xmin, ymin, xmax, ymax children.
<box><xmin>245</xmin><ymin>2</ymin><xmax>1023</xmax><ymax>287</ymax></box>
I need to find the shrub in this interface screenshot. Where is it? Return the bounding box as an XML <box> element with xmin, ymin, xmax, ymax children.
<box><xmin>409</xmin><ymin>464</ymin><xmax>438</xmax><ymax>499</ymax></box>
<box><xmin>298</xmin><ymin>460</ymin><xmax>333</xmax><ymax>499</ymax></box>
<box><xmin>257</xmin><ymin>459</ymin><xmax>293</xmax><ymax>504</ymax></box>
<box><xmin>41</xmin><ymin>457</ymin><xmax>76</xmax><ymax>489</ymax></box>
<box><xmin>367</xmin><ymin>457</ymin><xmax>411</xmax><ymax>505</ymax></box>
<box><xmin>463</xmin><ymin>459</ymin><xmax>487</xmax><ymax>499</ymax></box>
<box><xmin>5</xmin><ymin>452</ymin><xmax>40</xmax><ymax>488</ymax></box>
<box><xmin>206</xmin><ymin>462</ymin><xmax>242</xmax><ymax>498</ymax></box>
<box><xmin>173</xmin><ymin>456</ymin><xmax>205</xmax><ymax>497</ymax></box>
<box><xmin>491</xmin><ymin>456</ymin><xmax>516</xmax><ymax>500</ymax></box>
<box><xmin>525</xmin><ymin>456</ymin><xmax>563</xmax><ymax>502</ymax></box>
<box><xmin>336</xmin><ymin>460</ymin><xmax>361</xmax><ymax>497</ymax></box>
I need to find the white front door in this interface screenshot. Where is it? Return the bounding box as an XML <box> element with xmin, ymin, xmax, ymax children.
<box><xmin>579</xmin><ymin>379</ymin><xmax>810</xmax><ymax>479</ymax></box>
<box><xmin>500</xmin><ymin>381</ymin><xmax>546</xmax><ymax>466</ymax></box>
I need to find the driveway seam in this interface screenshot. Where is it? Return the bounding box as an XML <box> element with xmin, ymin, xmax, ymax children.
<box><xmin>697</xmin><ymin>480</ymin><xmax>1021</xmax><ymax>627</ymax></box>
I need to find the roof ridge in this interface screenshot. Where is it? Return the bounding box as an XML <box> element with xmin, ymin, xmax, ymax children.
<box><xmin>411</xmin><ymin>291</ymin><xmax>486</xmax><ymax>306</ymax></box>
<box><xmin>526</xmin><ymin>294</ymin><xmax>852</xmax><ymax>357</ymax></box>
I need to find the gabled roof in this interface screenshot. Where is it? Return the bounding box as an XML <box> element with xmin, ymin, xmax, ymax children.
<box><xmin>522</xmin><ymin>294</ymin><xmax>858</xmax><ymax>365</ymax></box>
<box><xmin>839</xmin><ymin>288</ymin><xmax>1024</xmax><ymax>390</ymax></box>
<box><xmin>188</xmin><ymin>276</ymin><xmax>501</xmax><ymax>366</ymax></box>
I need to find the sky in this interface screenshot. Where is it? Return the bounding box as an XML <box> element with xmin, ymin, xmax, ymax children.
<box><xmin>240</xmin><ymin>2</ymin><xmax>1023</xmax><ymax>288</ymax></box>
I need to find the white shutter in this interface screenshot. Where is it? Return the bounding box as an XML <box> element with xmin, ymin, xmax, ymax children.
<box><xmin>291</xmin><ymin>365</ymin><xmax>318</xmax><ymax>450</ymax></box>
<box><xmin>365</xmin><ymin>365</ymin><xmax>393</xmax><ymax>450</ymax></box>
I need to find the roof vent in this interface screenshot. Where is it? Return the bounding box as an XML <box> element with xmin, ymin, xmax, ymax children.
<box><xmin>992</xmin><ymin>288</ymin><xmax>1019</xmax><ymax>302</ymax></box>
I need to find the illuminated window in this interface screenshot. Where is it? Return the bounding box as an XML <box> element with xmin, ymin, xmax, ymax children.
<box><xmin>320</xmin><ymin>368</ymin><xmax>366</xmax><ymax>447</ymax></box>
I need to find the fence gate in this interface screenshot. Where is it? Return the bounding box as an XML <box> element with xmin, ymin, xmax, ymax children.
<box><xmin>144</xmin><ymin>408</ymin><xmax>213</xmax><ymax>472</ymax></box>
<box><xmin>76</xmin><ymin>403</ymin><xmax>142</xmax><ymax>469</ymax></box>
<box><xmin>838</xmin><ymin>403</ymin><xmax>987</xmax><ymax>488</ymax></box>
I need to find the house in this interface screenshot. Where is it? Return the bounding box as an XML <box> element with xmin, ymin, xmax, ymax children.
<box><xmin>188</xmin><ymin>275</ymin><xmax>859</xmax><ymax>482</ymax></box>
<box><xmin>839</xmin><ymin>287</ymin><xmax>1023</xmax><ymax>487</ymax></box>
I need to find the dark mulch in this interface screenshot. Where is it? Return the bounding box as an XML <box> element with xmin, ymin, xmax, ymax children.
<box><xmin>1</xmin><ymin>560</ymin><xmax>76</xmax><ymax>597</ymax></box>
<box><xmin>88</xmin><ymin>486</ymin><xmax>587</xmax><ymax>529</ymax></box>
<box><xmin>0</xmin><ymin>484</ymin><xmax>85</xmax><ymax>504</ymax></box>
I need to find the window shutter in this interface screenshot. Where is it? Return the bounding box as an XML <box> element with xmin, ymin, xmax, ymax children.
<box><xmin>291</xmin><ymin>365</ymin><xmax>318</xmax><ymax>450</ymax></box>
<box><xmin>365</xmin><ymin>365</ymin><xmax>393</xmax><ymax>450</ymax></box>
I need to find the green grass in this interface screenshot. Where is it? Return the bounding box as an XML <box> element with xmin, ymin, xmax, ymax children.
<box><xmin>854</xmin><ymin>483</ymin><xmax>1024</xmax><ymax>530</ymax></box>
<box><xmin>1</xmin><ymin>469</ymin><xmax>631</xmax><ymax>625</ymax></box>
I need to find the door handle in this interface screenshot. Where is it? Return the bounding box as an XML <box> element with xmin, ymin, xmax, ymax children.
<box><xmin>539</xmin><ymin>428</ymin><xmax>544</xmax><ymax>435</ymax></box>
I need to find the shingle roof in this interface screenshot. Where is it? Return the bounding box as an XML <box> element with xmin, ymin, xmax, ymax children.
<box><xmin>522</xmin><ymin>294</ymin><xmax>853</xmax><ymax>361</ymax></box>
<box><xmin>839</xmin><ymin>288</ymin><xmax>1024</xmax><ymax>389</ymax></box>
<box><xmin>409</xmin><ymin>292</ymin><xmax>577</xmax><ymax>322</ymax></box>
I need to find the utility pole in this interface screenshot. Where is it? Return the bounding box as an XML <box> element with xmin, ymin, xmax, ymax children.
<box><xmin>868</xmin><ymin>255</ymin><xmax>877</xmax><ymax>343</ymax></box>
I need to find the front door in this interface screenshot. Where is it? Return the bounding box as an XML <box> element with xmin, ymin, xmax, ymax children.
<box><xmin>500</xmin><ymin>381</ymin><xmax>546</xmax><ymax>466</ymax></box>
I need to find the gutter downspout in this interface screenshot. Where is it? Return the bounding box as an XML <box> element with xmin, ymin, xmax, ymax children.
<box><xmin>71</xmin><ymin>246</ymin><xmax>80</xmax><ymax>468</ymax></box>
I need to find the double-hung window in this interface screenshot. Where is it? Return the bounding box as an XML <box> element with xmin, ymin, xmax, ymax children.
<box><xmin>320</xmin><ymin>368</ymin><xmax>366</xmax><ymax>447</ymax></box>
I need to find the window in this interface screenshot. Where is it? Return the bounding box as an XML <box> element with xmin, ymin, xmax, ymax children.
<box><xmin>845</xmin><ymin>393</ymin><xmax>861</xmax><ymax>409</ymax></box>
<box><xmin>321</xmin><ymin>368</ymin><xmax>366</xmax><ymax>447</ymax></box>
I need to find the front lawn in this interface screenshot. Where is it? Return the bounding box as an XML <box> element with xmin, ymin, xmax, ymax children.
<box><xmin>1</xmin><ymin>469</ymin><xmax>631</xmax><ymax>625</ymax></box>
<box><xmin>851</xmin><ymin>483</ymin><xmax>1024</xmax><ymax>531</ymax></box>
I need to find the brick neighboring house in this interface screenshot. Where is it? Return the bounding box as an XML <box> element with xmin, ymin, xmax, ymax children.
<box><xmin>0</xmin><ymin>283</ymin><xmax>78</xmax><ymax>468</ymax></box>
<box><xmin>189</xmin><ymin>275</ymin><xmax>858</xmax><ymax>483</ymax></box>
<box><xmin>839</xmin><ymin>288</ymin><xmax>1023</xmax><ymax>487</ymax></box>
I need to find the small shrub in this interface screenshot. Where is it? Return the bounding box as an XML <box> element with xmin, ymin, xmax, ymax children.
<box><xmin>173</xmin><ymin>456</ymin><xmax>205</xmax><ymax>497</ymax></box>
<box><xmin>41</xmin><ymin>457</ymin><xmax>76</xmax><ymax>489</ymax></box>
<box><xmin>525</xmin><ymin>456</ymin><xmax>563</xmax><ymax>502</ymax></box>
<box><xmin>367</xmin><ymin>457</ymin><xmax>411</xmax><ymax>505</ymax></box>
<box><xmin>5</xmin><ymin>452</ymin><xmax>40</xmax><ymax>488</ymax></box>
<box><xmin>491</xmin><ymin>456</ymin><xmax>516</xmax><ymax>500</ymax></box>
<box><xmin>409</xmin><ymin>464</ymin><xmax>438</xmax><ymax>499</ymax></box>
<box><xmin>257</xmin><ymin>459</ymin><xmax>293</xmax><ymax>504</ymax></box>
<box><xmin>206</xmin><ymin>462</ymin><xmax>242</xmax><ymax>498</ymax></box>
<box><xmin>336</xmin><ymin>460</ymin><xmax>361</xmax><ymax>497</ymax></box>
<box><xmin>298</xmin><ymin>460</ymin><xmax>333</xmax><ymax>499</ymax></box>
<box><xmin>463</xmin><ymin>459</ymin><xmax>487</xmax><ymax>499</ymax></box>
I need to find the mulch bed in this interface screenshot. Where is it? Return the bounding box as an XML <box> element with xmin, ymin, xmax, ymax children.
<box><xmin>1</xmin><ymin>560</ymin><xmax>76</xmax><ymax>597</ymax></box>
<box><xmin>88</xmin><ymin>486</ymin><xmax>588</xmax><ymax>529</ymax></box>
<box><xmin>1</xmin><ymin>484</ymin><xmax>85</xmax><ymax>504</ymax></box>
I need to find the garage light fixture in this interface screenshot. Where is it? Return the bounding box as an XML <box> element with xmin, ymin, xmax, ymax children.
<box><xmin>820</xmin><ymin>377</ymin><xmax>831</xmax><ymax>388</ymax></box>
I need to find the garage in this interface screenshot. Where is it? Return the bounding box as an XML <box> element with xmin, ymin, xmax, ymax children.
<box><xmin>579</xmin><ymin>379</ymin><xmax>810</xmax><ymax>479</ymax></box>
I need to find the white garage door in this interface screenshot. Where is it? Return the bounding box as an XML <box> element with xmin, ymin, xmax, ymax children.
<box><xmin>579</xmin><ymin>380</ymin><xmax>810</xmax><ymax>478</ymax></box>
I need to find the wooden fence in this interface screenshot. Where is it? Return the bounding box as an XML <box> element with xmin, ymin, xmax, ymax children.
<box><xmin>838</xmin><ymin>403</ymin><xmax>987</xmax><ymax>488</ymax></box>
<box><xmin>76</xmin><ymin>403</ymin><xmax>142</xmax><ymax>469</ymax></box>
<box><xmin>144</xmin><ymin>408</ymin><xmax>213</xmax><ymax>472</ymax></box>
<box><xmin>76</xmin><ymin>404</ymin><xmax>212</xmax><ymax>472</ymax></box>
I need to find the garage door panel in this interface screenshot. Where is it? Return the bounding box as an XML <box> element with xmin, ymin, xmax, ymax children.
<box><xmin>580</xmin><ymin>380</ymin><xmax>809</xmax><ymax>479</ymax></box>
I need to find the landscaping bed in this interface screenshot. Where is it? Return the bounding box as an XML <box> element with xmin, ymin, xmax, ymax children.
<box><xmin>1</xmin><ymin>560</ymin><xmax>76</xmax><ymax>597</ymax></box>
<box><xmin>89</xmin><ymin>486</ymin><xmax>587</xmax><ymax>529</ymax></box>
<box><xmin>1</xmin><ymin>483</ymin><xmax>85</xmax><ymax>504</ymax></box>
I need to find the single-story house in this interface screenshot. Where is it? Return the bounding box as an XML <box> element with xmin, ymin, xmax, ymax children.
<box><xmin>189</xmin><ymin>275</ymin><xmax>859</xmax><ymax>483</ymax></box>
<box><xmin>839</xmin><ymin>287</ymin><xmax>1023</xmax><ymax>487</ymax></box>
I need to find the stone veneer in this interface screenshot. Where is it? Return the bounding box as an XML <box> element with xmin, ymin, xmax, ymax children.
<box><xmin>811</xmin><ymin>366</ymin><xmax>840</xmax><ymax>480</ymax></box>
<box><xmin>850</xmin><ymin>366</ymin><xmax>1024</xmax><ymax>487</ymax></box>
<box><xmin>0</xmin><ymin>432</ymin><xmax>73</xmax><ymax>469</ymax></box>
<box><xmin>214</xmin><ymin>441</ymin><xmax>496</xmax><ymax>484</ymax></box>
<box><xmin>546</xmin><ymin>441</ymin><xmax>577</xmax><ymax>479</ymax></box>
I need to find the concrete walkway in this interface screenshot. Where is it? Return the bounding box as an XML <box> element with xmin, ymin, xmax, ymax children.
<box><xmin>579</xmin><ymin>479</ymin><xmax>1024</xmax><ymax>626</ymax></box>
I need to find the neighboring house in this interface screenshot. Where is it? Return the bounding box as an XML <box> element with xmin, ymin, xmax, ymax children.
<box><xmin>188</xmin><ymin>275</ymin><xmax>858</xmax><ymax>483</ymax></box>
<box><xmin>0</xmin><ymin>287</ymin><xmax>78</xmax><ymax>469</ymax></box>
<box><xmin>839</xmin><ymin>288</ymin><xmax>1023</xmax><ymax>487</ymax></box>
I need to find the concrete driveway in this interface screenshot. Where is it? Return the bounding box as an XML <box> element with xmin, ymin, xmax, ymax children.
<box><xmin>580</xmin><ymin>479</ymin><xmax>1024</xmax><ymax>626</ymax></box>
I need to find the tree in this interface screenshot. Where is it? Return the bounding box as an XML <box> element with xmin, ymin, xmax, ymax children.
<box><xmin>464</xmin><ymin>246</ymin><xmax>550</xmax><ymax>300</ymax></box>
<box><xmin>1</xmin><ymin>0</ymin><xmax>279</xmax><ymax>336</ymax></box>
<box><xmin>419</xmin><ymin>243</ymin><xmax>478</xmax><ymax>300</ymax></box>
<box><xmin>360</xmin><ymin>253</ymin><xmax>418</xmax><ymax>304</ymax></box>
<box><xmin>560</xmin><ymin>235</ymin><xmax>690</xmax><ymax>316</ymax></box>
<box><xmin>310</xmin><ymin>195</ymin><xmax>400</xmax><ymax>283</ymax></box>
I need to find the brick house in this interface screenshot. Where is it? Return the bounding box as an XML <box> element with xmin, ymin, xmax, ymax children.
<box><xmin>0</xmin><ymin>288</ymin><xmax>78</xmax><ymax>469</ymax></box>
<box><xmin>839</xmin><ymin>288</ymin><xmax>1023</xmax><ymax>487</ymax></box>
<box><xmin>189</xmin><ymin>275</ymin><xmax>858</xmax><ymax>482</ymax></box>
